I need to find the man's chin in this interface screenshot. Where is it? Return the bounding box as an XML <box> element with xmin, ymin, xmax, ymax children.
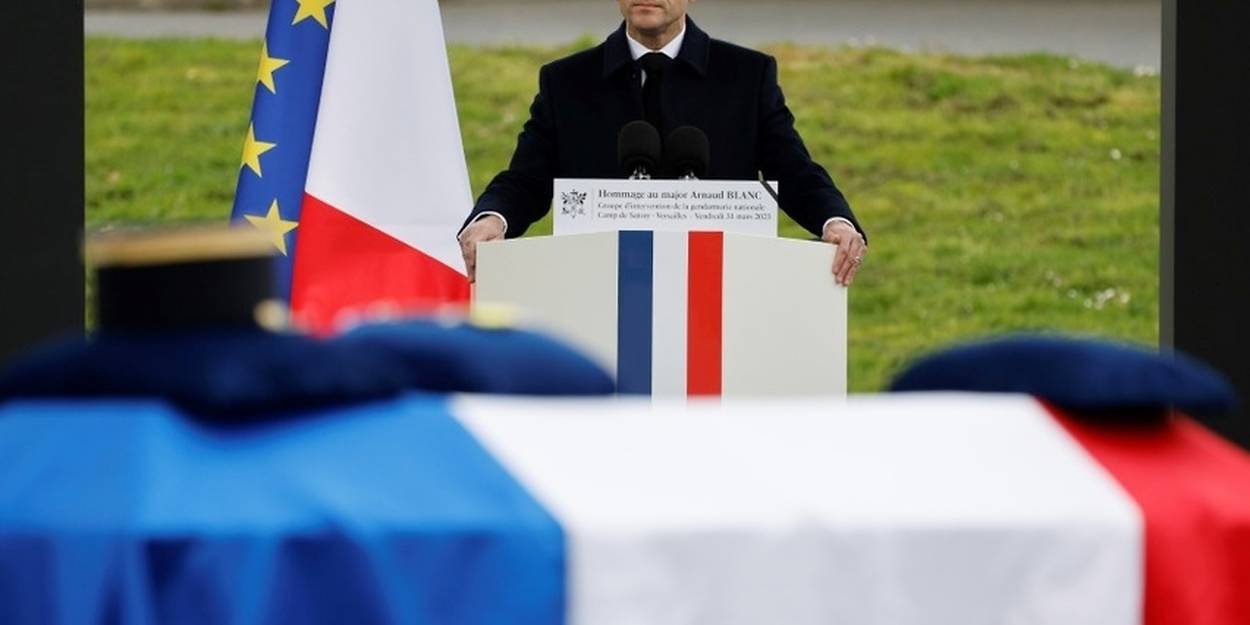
<box><xmin>628</xmin><ymin>18</ymin><xmax>669</xmax><ymax>36</ymax></box>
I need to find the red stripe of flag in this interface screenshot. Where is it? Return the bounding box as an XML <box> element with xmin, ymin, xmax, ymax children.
<box><xmin>291</xmin><ymin>193</ymin><xmax>470</xmax><ymax>334</ymax></box>
<box><xmin>687</xmin><ymin>231</ymin><xmax>723</xmax><ymax>396</ymax></box>
<box><xmin>1048</xmin><ymin>404</ymin><xmax>1250</xmax><ymax>625</ymax></box>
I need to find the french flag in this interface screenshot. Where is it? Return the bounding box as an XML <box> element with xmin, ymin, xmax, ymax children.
<box><xmin>231</xmin><ymin>0</ymin><xmax>471</xmax><ymax>333</ymax></box>
<box><xmin>2</xmin><ymin>394</ymin><xmax>1249</xmax><ymax>624</ymax></box>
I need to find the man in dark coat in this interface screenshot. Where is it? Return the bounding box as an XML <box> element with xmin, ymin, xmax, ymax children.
<box><xmin>459</xmin><ymin>0</ymin><xmax>867</xmax><ymax>285</ymax></box>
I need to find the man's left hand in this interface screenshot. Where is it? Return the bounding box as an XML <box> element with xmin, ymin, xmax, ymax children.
<box><xmin>822</xmin><ymin>221</ymin><xmax>866</xmax><ymax>287</ymax></box>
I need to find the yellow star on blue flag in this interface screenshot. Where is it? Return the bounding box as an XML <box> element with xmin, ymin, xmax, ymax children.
<box><xmin>293</xmin><ymin>0</ymin><xmax>335</xmax><ymax>29</ymax></box>
<box><xmin>232</xmin><ymin>0</ymin><xmax>337</xmax><ymax>299</ymax></box>
<box><xmin>256</xmin><ymin>42</ymin><xmax>291</xmax><ymax>94</ymax></box>
<box><xmin>240</xmin><ymin>124</ymin><xmax>277</xmax><ymax>177</ymax></box>
<box><xmin>245</xmin><ymin>200</ymin><xmax>299</xmax><ymax>255</ymax></box>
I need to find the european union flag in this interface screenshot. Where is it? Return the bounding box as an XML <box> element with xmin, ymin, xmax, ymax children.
<box><xmin>231</xmin><ymin>0</ymin><xmax>337</xmax><ymax>299</ymax></box>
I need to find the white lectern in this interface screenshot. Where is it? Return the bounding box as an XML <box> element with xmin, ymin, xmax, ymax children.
<box><xmin>475</xmin><ymin>229</ymin><xmax>847</xmax><ymax>397</ymax></box>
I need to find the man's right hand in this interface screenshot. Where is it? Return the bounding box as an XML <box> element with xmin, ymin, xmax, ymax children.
<box><xmin>458</xmin><ymin>214</ymin><xmax>506</xmax><ymax>282</ymax></box>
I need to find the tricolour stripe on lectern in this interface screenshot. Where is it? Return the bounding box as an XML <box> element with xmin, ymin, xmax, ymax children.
<box><xmin>616</xmin><ymin>230</ymin><xmax>731</xmax><ymax>397</ymax></box>
<box><xmin>687</xmin><ymin>232</ymin><xmax>724</xmax><ymax>396</ymax></box>
<box><xmin>617</xmin><ymin>231</ymin><xmax>653</xmax><ymax>394</ymax></box>
<box><xmin>651</xmin><ymin>232</ymin><xmax>689</xmax><ymax>396</ymax></box>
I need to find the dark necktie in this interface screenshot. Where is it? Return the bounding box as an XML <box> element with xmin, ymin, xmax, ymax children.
<box><xmin>638</xmin><ymin>52</ymin><xmax>673</xmax><ymax>130</ymax></box>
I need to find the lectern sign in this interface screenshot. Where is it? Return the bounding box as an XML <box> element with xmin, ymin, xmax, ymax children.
<box><xmin>553</xmin><ymin>179</ymin><xmax>779</xmax><ymax>236</ymax></box>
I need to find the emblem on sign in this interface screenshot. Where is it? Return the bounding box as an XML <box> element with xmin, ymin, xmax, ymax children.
<box><xmin>560</xmin><ymin>190</ymin><xmax>588</xmax><ymax>218</ymax></box>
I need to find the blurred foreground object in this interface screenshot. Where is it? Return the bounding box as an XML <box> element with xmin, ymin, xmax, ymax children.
<box><xmin>0</xmin><ymin>318</ymin><xmax>613</xmax><ymax>421</ymax></box>
<box><xmin>87</xmin><ymin>227</ymin><xmax>283</xmax><ymax>331</ymax></box>
<box><xmin>892</xmin><ymin>334</ymin><xmax>1249</xmax><ymax>625</ymax></box>
<box><xmin>2</xmin><ymin>317</ymin><xmax>1247</xmax><ymax>623</ymax></box>
<box><xmin>1</xmin><ymin>227</ymin><xmax>612</xmax><ymax>420</ymax></box>
<box><xmin>2</xmin><ymin>391</ymin><xmax>1249</xmax><ymax>624</ymax></box>
<box><xmin>890</xmin><ymin>334</ymin><xmax>1237</xmax><ymax>418</ymax></box>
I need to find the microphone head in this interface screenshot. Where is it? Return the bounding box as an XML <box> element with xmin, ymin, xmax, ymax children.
<box><xmin>617</xmin><ymin>120</ymin><xmax>662</xmax><ymax>177</ymax></box>
<box><xmin>663</xmin><ymin>126</ymin><xmax>711</xmax><ymax>179</ymax></box>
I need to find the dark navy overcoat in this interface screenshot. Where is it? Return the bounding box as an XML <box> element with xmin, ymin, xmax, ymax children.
<box><xmin>466</xmin><ymin>19</ymin><xmax>864</xmax><ymax>239</ymax></box>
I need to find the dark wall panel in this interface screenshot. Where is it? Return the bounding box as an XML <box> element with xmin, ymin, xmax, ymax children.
<box><xmin>1163</xmin><ymin>0</ymin><xmax>1250</xmax><ymax>449</ymax></box>
<box><xmin>1</xmin><ymin>3</ymin><xmax>85</xmax><ymax>364</ymax></box>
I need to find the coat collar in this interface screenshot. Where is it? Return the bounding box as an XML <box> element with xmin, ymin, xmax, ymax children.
<box><xmin>602</xmin><ymin>16</ymin><xmax>710</xmax><ymax>78</ymax></box>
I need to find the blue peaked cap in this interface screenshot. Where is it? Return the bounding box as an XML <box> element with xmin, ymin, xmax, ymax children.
<box><xmin>0</xmin><ymin>320</ymin><xmax>614</xmax><ymax>423</ymax></box>
<box><xmin>890</xmin><ymin>334</ymin><xmax>1236</xmax><ymax>416</ymax></box>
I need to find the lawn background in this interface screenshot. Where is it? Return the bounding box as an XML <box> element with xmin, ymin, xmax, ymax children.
<box><xmin>86</xmin><ymin>37</ymin><xmax>1161</xmax><ymax>391</ymax></box>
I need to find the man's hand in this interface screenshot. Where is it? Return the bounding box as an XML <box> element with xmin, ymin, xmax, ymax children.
<box><xmin>822</xmin><ymin>220</ymin><xmax>866</xmax><ymax>287</ymax></box>
<box><xmin>458</xmin><ymin>215</ymin><xmax>506</xmax><ymax>282</ymax></box>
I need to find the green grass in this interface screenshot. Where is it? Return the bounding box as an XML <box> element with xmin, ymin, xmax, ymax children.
<box><xmin>86</xmin><ymin>38</ymin><xmax>1161</xmax><ymax>391</ymax></box>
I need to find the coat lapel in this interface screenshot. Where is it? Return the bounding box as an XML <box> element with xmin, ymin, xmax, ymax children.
<box><xmin>596</xmin><ymin>18</ymin><xmax>712</xmax><ymax>153</ymax></box>
<box><xmin>664</xmin><ymin>17</ymin><xmax>710</xmax><ymax>135</ymax></box>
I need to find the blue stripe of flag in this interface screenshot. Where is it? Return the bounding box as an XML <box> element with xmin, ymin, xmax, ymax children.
<box><xmin>617</xmin><ymin>231</ymin><xmax>654</xmax><ymax>395</ymax></box>
<box><xmin>0</xmin><ymin>395</ymin><xmax>567</xmax><ymax>624</ymax></box>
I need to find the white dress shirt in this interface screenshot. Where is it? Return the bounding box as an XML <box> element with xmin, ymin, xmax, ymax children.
<box><xmin>626</xmin><ymin>27</ymin><xmax>686</xmax><ymax>83</ymax></box>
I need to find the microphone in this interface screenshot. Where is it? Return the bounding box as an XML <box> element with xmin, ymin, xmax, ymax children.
<box><xmin>617</xmin><ymin>120</ymin><xmax>662</xmax><ymax>180</ymax></box>
<box><xmin>663</xmin><ymin>126</ymin><xmax>710</xmax><ymax>180</ymax></box>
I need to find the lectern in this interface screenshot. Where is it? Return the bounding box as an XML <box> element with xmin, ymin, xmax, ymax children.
<box><xmin>475</xmin><ymin>229</ymin><xmax>846</xmax><ymax>397</ymax></box>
